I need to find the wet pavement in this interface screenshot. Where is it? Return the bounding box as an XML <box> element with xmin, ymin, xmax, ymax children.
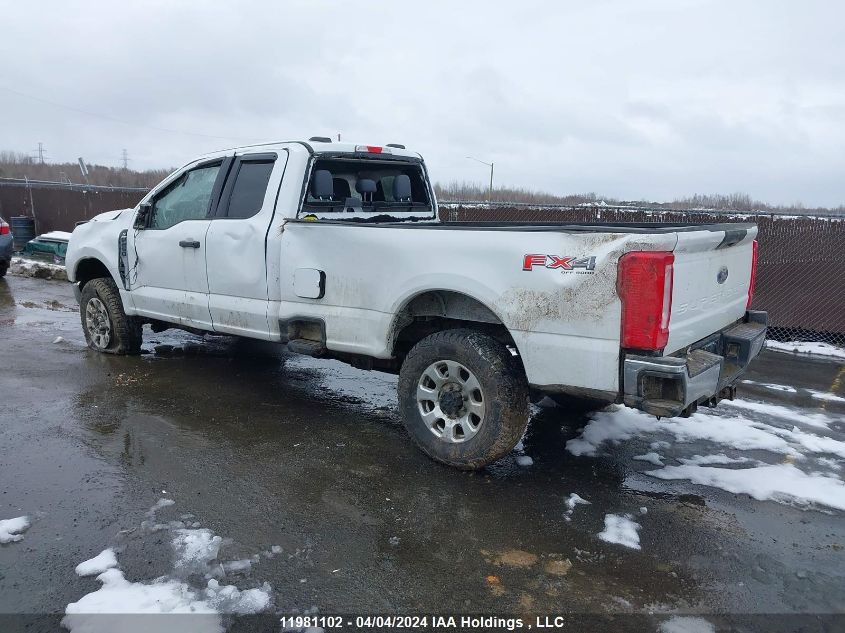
<box><xmin>0</xmin><ymin>274</ymin><xmax>843</xmax><ymax>632</ymax></box>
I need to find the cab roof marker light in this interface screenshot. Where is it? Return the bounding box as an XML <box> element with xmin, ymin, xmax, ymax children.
<box><xmin>355</xmin><ymin>145</ymin><xmax>390</xmax><ymax>154</ymax></box>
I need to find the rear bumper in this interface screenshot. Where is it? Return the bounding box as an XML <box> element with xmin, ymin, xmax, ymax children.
<box><xmin>623</xmin><ymin>310</ymin><xmax>767</xmax><ymax>417</ymax></box>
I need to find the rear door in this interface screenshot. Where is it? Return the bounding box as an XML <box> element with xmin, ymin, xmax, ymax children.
<box><xmin>129</xmin><ymin>158</ymin><xmax>232</xmax><ymax>328</ymax></box>
<box><xmin>205</xmin><ymin>151</ymin><xmax>287</xmax><ymax>339</ymax></box>
<box><xmin>665</xmin><ymin>227</ymin><xmax>757</xmax><ymax>354</ymax></box>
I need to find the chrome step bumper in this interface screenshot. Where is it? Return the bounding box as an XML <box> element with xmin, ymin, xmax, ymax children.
<box><xmin>623</xmin><ymin>310</ymin><xmax>768</xmax><ymax>417</ymax></box>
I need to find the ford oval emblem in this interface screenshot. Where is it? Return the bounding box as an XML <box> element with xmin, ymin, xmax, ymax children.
<box><xmin>717</xmin><ymin>266</ymin><xmax>729</xmax><ymax>284</ymax></box>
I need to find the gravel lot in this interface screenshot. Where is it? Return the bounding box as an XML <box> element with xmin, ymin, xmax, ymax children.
<box><xmin>1</xmin><ymin>274</ymin><xmax>843</xmax><ymax>632</ymax></box>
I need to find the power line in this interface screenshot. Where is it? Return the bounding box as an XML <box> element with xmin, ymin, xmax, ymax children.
<box><xmin>1</xmin><ymin>85</ymin><xmax>261</xmax><ymax>143</ymax></box>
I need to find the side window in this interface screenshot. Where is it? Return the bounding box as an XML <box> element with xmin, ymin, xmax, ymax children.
<box><xmin>224</xmin><ymin>160</ymin><xmax>275</xmax><ymax>219</ymax></box>
<box><xmin>150</xmin><ymin>163</ymin><xmax>221</xmax><ymax>230</ymax></box>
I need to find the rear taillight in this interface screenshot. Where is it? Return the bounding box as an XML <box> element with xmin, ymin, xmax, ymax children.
<box><xmin>0</xmin><ymin>221</ymin><xmax>9</xmax><ymax>235</ymax></box>
<box><xmin>617</xmin><ymin>251</ymin><xmax>675</xmax><ymax>350</ymax></box>
<box><xmin>747</xmin><ymin>239</ymin><xmax>758</xmax><ymax>309</ymax></box>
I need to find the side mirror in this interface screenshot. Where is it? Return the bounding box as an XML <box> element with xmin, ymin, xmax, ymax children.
<box><xmin>134</xmin><ymin>203</ymin><xmax>151</xmax><ymax>230</ymax></box>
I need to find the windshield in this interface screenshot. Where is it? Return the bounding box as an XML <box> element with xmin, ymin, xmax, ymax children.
<box><xmin>300</xmin><ymin>157</ymin><xmax>433</xmax><ymax>221</ymax></box>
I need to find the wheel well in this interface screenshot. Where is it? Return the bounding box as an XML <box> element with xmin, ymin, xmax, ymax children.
<box><xmin>391</xmin><ymin>290</ymin><xmax>521</xmax><ymax>362</ymax></box>
<box><xmin>75</xmin><ymin>258</ymin><xmax>113</xmax><ymax>288</ymax></box>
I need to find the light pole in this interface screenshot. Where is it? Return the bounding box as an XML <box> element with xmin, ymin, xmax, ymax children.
<box><xmin>466</xmin><ymin>156</ymin><xmax>494</xmax><ymax>202</ymax></box>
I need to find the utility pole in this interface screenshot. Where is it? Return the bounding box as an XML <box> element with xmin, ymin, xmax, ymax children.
<box><xmin>466</xmin><ymin>156</ymin><xmax>494</xmax><ymax>202</ymax></box>
<box><xmin>121</xmin><ymin>149</ymin><xmax>129</xmax><ymax>170</ymax></box>
<box><xmin>32</xmin><ymin>142</ymin><xmax>46</xmax><ymax>164</ymax></box>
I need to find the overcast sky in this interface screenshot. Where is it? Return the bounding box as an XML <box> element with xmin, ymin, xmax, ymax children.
<box><xmin>1</xmin><ymin>0</ymin><xmax>843</xmax><ymax>206</ymax></box>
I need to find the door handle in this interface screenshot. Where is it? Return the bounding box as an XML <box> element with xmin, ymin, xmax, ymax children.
<box><xmin>179</xmin><ymin>239</ymin><xmax>201</xmax><ymax>248</ymax></box>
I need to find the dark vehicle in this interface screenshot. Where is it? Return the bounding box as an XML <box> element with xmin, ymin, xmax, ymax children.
<box><xmin>0</xmin><ymin>217</ymin><xmax>13</xmax><ymax>277</ymax></box>
<box><xmin>22</xmin><ymin>231</ymin><xmax>71</xmax><ymax>263</ymax></box>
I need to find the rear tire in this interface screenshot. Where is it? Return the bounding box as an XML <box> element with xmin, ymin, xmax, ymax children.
<box><xmin>80</xmin><ymin>277</ymin><xmax>142</xmax><ymax>355</ymax></box>
<box><xmin>0</xmin><ymin>261</ymin><xmax>7</xmax><ymax>277</ymax></box>
<box><xmin>398</xmin><ymin>328</ymin><xmax>529</xmax><ymax>470</ymax></box>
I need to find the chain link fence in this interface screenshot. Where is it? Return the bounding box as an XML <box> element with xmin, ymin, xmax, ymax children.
<box><xmin>440</xmin><ymin>202</ymin><xmax>845</xmax><ymax>348</ymax></box>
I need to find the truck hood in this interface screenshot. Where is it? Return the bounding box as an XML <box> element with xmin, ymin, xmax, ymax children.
<box><xmin>87</xmin><ymin>208</ymin><xmax>130</xmax><ymax>223</ymax></box>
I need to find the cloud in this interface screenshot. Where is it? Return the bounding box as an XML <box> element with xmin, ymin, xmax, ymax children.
<box><xmin>0</xmin><ymin>0</ymin><xmax>842</xmax><ymax>206</ymax></box>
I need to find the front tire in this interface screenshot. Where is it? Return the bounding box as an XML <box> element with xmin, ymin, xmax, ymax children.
<box><xmin>80</xmin><ymin>277</ymin><xmax>142</xmax><ymax>354</ymax></box>
<box><xmin>398</xmin><ymin>329</ymin><xmax>529</xmax><ymax>470</ymax></box>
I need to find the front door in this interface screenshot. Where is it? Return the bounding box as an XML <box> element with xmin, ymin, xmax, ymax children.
<box><xmin>129</xmin><ymin>159</ymin><xmax>228</xmax><ymax>328</ymax></box>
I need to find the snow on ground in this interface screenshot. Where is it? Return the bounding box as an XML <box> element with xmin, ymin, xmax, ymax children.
<box><xmin>0</xmin><ymin>516</ymin><xmax>30</xmax><ymax>544</ymax></box>
<box><xmin>648</xmin><ymin>463</ymin><xmax>845</xmax><ymax>511</ymax></box>
<box><xmin>9</xmin><ymin>256</ymin><xmax>68</xmax><ymax>281</ymax></box>
<box><xmin>172</xmin><ymin>528</ymin><xmax>222</xmax><ymax>574</ymax></box>
<box><xmin>766</xmin><ymin>340</ymin><xmax>845</xmax><ymax>360</ymax></box>
<box><xmin>563</xmin><ymin>493</ymin><xmax>590</xmax><ymax>521</ymax></box>
<box><xmin>515</xmin><ymin>454</ymin><xmax>534</xmax><ymax>467</ymax></box>
<box><xmin>677</xmin><ymin>454</ymin><xmax>754</xmax><ymax>466</ymax></box>
<box><xmin>658</xmin><ymin>616</ymin><xmax>716</xmax><ymax>633</ymax></box>
<box><xmin>63</xmin><ymin>569</ymin><xmax>223</xmax><ymax>633</ymax></box>
<box><xmin>565</xmin><ymin>406</ymin><xmax>795</xmax><ymax>457</ymax></box>
<box><xmin>76</xmin><ymin>549</ymin><xmax>119</xmax><ymax>576</ymax></box>
<box><xmin>740</xmin><ymin>379</ymin><xmax>797</xmax><ymax>393</ymax></box>
<box><xmin>723</xmin><ymin>399</ymin><xmax>835</xmax><ymax>429</ymax></box>
<box><xmin>597</xmin><ymin>514</ymin><xmax>641</xmax><ymax>550</ymax></box>
<box><xmin>145</xmin><ymin>497</ymin><xmax>175</xmax><ymax>516</ymax></box>
<box><xmin>566</xmin><ymin>397</ymin><xmax>845</xmax><ymax>512</ymax></box>
<box><xmin>62</xmin><ymin>499</ymin><xmax>274</xmax><ymax>633</ymax></box>
<box><xmin>632</xmin><ymin>452</ymin><xmax>664</xmax><ymax>466</ymax></box>
<box><xmin>809</xmin><ymin>389</ymin><xmax>845</xmax><ymax>404</ymax></box>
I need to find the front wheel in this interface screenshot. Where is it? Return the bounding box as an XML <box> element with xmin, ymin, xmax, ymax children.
<box><xmin>398</xmin><ymin>329</ymin><xmax>529</xmax><ymax>470</ymax></box>
<box><xmin>80</xmin><ymin>277</ymin><xmax>142</xmax><ymax>354</ymax></box>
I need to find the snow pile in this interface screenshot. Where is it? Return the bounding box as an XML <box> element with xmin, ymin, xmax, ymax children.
<box><xmin>172</xmin><ymin>529</ymin><xmax>223</xmax><ymax>574</ymax></box>
<box><xmin>76</xmin><ymin>549</ymin><xmax>119</xmax><ymax>576</ymax></box>
<box><xmin>659</xmin><ymin>616</ymin><xmax>716</xmax><ymax>633</ymax></box>
<box><xmin>10</xmin><ymin>256</ymin><xmax>68</xmax><ymax>281</ymax></box>
<box><xmin>766</xmin><ymin>340</ymin><xmax>845</xmax><ymax>360</ymax></box>
<box><xmin>63</xmin><ymin>568</ymin><xmax>223</xmax><ymax>633</ymax></box>
<box><xmin>567</xmin><ymin>402</ymin><xmax>845</xmax><ymax>512</ymax></box>
<box><xmin>63</xmin><ymin>500</ymin><xmax>275</xmax><ymax>632</ymax></box>
<box><xmin>0</xmin><ymin>516</ymin><xmax>30</xmax><ymax>544</ymax></box>
<box><xmin>565</xmin><ymin>406</ymin><xmax>795</xmax><ymax>457</ymax></box>
<box><xmin>597</xmin><ymin>514</ymin><xmax>641</xmax><ymax>550</ymax></box>
<box><xmin>647</xmin><ymin>463</ymin><xmax>845</xmax><ymax>511</ymax></box>
<box><xmin>563</xmin><ymin>493</ymin><xmax>590</xmax><ymax>522</ymax></box>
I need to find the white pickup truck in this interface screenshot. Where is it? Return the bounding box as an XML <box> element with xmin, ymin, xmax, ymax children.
<box><xmin>66</xmin><ymin>139</ymin><xmax>767</xmax><ymax>469</ymax></box>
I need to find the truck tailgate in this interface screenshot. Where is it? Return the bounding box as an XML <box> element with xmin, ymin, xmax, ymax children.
<box><xmin>665</xmin><ymin>227</ymin><xmax>757</xmax><ymax>354</ymax></box>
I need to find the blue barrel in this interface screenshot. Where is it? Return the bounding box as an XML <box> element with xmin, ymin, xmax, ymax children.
<box><xmin>11</xmin><ymin>216</ymin><xmax>35</xmax><ymax>252</ymax></box>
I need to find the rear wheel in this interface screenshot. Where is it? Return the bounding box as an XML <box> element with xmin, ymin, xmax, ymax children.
<box><xmin>80</xmin><ymin>277</ymin><xmax>142</xmax><ymax>354</ymax></box>
<box><xmin>0</xmin><ymin>261</ymin><xmax>7</xmax><ymax>277</ymax></box>
<box><xmin>398</xmin><ymin>329</ymin><xmax>529</xmax><ymax>470</ymax></box>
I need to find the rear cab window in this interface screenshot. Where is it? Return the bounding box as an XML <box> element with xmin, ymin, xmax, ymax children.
<box><xmin>217</xmin><ymin>154</ymin><xmax>276</xmax><ymax>219</ymax></box>
<box><xmin>299</xmin><ymin>156</ymin><xmax>434</xmax><ymax>222</ymax></box>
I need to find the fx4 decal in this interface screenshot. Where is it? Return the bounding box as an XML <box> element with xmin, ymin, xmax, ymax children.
<box><xmin>522</xmin><ymin>254</ymin><xmax>597</xmax><ymax>272</ymax></box>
